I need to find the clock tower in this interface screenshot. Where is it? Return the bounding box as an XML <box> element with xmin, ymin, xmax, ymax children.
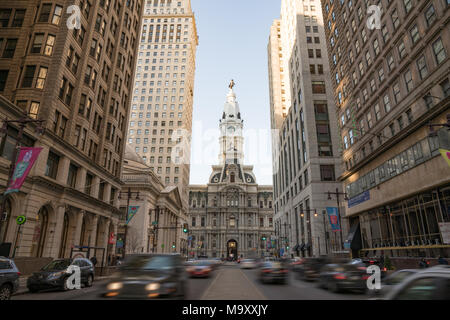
<box><xmin>219</xmin><ymin>80</ymin><xmax>244</xmax><ymax>165</ymax></box>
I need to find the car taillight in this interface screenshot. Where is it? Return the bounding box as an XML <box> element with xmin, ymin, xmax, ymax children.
<box><xmin>17</xmin><ymin>272</ymin><xmax>21</xmax><ymax>276</ymax></box>
<box><xmin>357</xmin><ymin>267</ymin><xmax>367</xmax><ymax>271</ymax></box>
<box><xmin>262</xmin><ymin>269</ymin><xmax>271</xmax><ymax>273</ymax></box>
<box><xmin>362</xmin><ymin>275</ymin><xmax>370</xmax><ymax>280</ymax></box>
<box><xmin>281</xmin><ymin>269</ymin><xmax>288</xmax><ymax>273</ymax></box>
<box><xmin>369</xmin><ymin>260</ymin><xmax>375</xmax><ymax>264</ymax></box>
<box><xmin>334</xmin><ymin>273</ymin><xmax>346</xmax><ymax>280</ymax></box>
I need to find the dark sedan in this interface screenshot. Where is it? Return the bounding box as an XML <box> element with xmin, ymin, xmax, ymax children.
<box><xmin>0</xmin><ymin>257</ymin><xmax>20</xmax><ymax>300</ymax></box>
<box><xmin>318</xmin><ymin>263</ymin><xmax>369</xmax><ymax>293</ymax></box>
<box><xmin>102</xmin><ymin>254</ymin><xmax>186</xmax><ymax>299</ymax></box>
<box><xmin>259</xmin><ymin>261</ymin><xmax>289</xmax><ymax>284</ymax></box>
<box><xmin>27</xmin><ymin>258</ymin><xmax>94</xmax><ymax>292</ymax></box>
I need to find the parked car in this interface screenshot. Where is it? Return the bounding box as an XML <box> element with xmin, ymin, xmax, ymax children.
<box><xmin>240</xmin><ymin>259</ymin><xmax>257</xmax><ymax>269</ymax></box>
<box><xmin>380</xmin><ymin>265</ymin><xmax>450</xmax><ymax>300</ymax></box>
<box><xmin>318</xmin><ymin>263</ymin><xmax>369</xmax><ymax>293</ymax></box>
<box><xmin>370</xmin><ymin>269</ymin><xmax>418</xmax><ymax>296</ymax></box>
<box><xmin>186</xmin><ymin>260</ymin><xmax>213</xmax><ymax>278</ymax></box>
<box><xmin>0</xmin><ymin>257</ymin><xmax>20</xmax><ymax>300</ymax></box>
<box><xmin>293</xmin><ymin>256</ymin><xmax>332</xmax><ymax>281</ymax></box>
<box><xmin>27</xmin><ymin>258</ymin><xmax>94</xmax><ymax>292</ymax></box>
<box><xmin>259</xmin><ymin>261</ymin><xmax>289</xmax><ymax>284</ymax></box>
<box><xmin>103</xmin><ymin>254</ymin><xmax>186</xmax><ymax>299</ymax></box>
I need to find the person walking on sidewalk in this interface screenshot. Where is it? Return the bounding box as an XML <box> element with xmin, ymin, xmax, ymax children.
<box><xmin>90</xmin><ymin>256</ymin><xmax>98</xmax><ymax>267</ymax></box>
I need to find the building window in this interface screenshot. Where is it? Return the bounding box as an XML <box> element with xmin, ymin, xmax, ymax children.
<box><xmin>417</xmin><ymin>56</ymin><xmax>428</xmax><ymax>80</ymax></box>
<box><xmin>320</xmin><ymin>165</ymin><xmax>335</xmax><ymax>181</ymax></box>
<box><xmin>0</xmin><ymin>70</ymin><xmax>8</xmax><ymax>91</ymax></box>
<box><xmin>67</xmin><ymin>163</ymin><xmax>78</xmax><ymax>188</ymax></box>
<box><xmin>432</xmin><ymin>38</ymin><xmax>446</xmax><ymax>65</ymax></box>
<box><xmin>45</xmin><ymin>151</ymin><xmax>59</xmax><ymax>179</ymax></box>
<box><xmin>21</xmin><ymin>65</ymin><xmax>36</xmax><ymax>88</ymax></box>
<box><xmin>312</xmin><ymin>81</ymin><xmax>326</xmax><ymax>94</ymax></box>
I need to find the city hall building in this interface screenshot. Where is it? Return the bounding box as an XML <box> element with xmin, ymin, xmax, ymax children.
<box><xmin>187</xmin><ymin>83</ymin><xmax>274</xmax><ymax>260</ymax></box>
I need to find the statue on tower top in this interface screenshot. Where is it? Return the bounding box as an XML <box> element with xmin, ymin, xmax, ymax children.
<box><xmin>229</xmin><ymin>79</ymin><xmax>235</xmax><ymax>90</ymax></box>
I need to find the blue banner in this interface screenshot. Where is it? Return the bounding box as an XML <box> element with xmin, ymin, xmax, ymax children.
<box><xmin>126</xmin><ymin>206</ymin><xmax>140</xmax><ymax>225</ymax></box>
<box><xmin>326</xmin><ymin>207</ymin><xmax>341</xmax><ymax>231</ymax></box>
<box><xmin>348</xmin><ymin>190</ymin><xmax>370</xmax><ymax>208</ymax></box>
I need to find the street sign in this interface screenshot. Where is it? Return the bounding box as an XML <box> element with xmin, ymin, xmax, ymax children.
<box><xmin>16</xmin><ymin>216</ymin><xmax>26</xmax><ymax>225</ymax></box>
<box><xmin>152</xmin><ymin>221</ymin><xmax>158</xmax><ymax>225</ymax></box>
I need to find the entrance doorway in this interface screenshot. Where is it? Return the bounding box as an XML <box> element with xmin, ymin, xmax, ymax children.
<box><xmin>227</xmin><ymin>239</ymin><xmax>238</xmax><ymax>260</ymax></box>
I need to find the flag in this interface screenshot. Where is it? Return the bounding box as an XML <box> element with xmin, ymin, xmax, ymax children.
<box><xmin>326</xmin><ymin>207</ymin><xmax>341</xmax><ymax>231</ymax></box>
<box><xmin>126</xmin><ymin>206</ymin><xmax>140</xmax><ymax>224</ymax></box>
<box><xmin>439</xmin><ymin>149</ymin><xmax>450</xmax><ymax>168</ymax></box>
<box><xmin>5</xmin><ymin>147</ymin><xmax>42</xmax><ymax>195</ymax></box>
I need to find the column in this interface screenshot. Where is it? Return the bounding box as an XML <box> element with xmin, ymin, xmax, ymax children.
<box><xmin>48</xmin><ymin>204</ymin><xmax>66</xmax><ymax>258</ymax></box>
<box><xmin>72</xmin><ymin>210</ymin><xmax>85</xmax><ymax>248</ymax></box>
<box><xmin>56</xmin><ymin>156</ymin><xmax>70</xmax><ymax>185</ymax></box>
<box><xmin>89</xmin><ymin>215</ymin><xmax>99</xmax><ymax>248</ymax></box>
<box><xmin>101</xmin><ymin>219</ymin><xmax>111</xmax><ymax>266</ymax></box>
<box><xmin>103</xmin><ymin>183</ymin><xmax>112</xmax><ymax>204</ymax></box>
<box><xmin>75</xmin><ymin>167</ymin><xmax>87</xmax><ymax>191</ymax></box>
<box><xmin>92</xmin><ymin>176</ymin><xmax>100</xmax><ymax>199</ymax></box>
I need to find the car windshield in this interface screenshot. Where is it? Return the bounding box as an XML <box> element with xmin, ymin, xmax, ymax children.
<box><xmin>192</xmin><ymin>261</ymin><xmax>210</xmax><ymax>266</ymax></box>
<box><xmin>42</xmin><ymin>260</ymin><xmax>71</xmax><ymax>271</ymax></box>
<box><xmin>123</xmin><ymin>255</ymin><xmax>175</xmax><ymax>271</ymax></box>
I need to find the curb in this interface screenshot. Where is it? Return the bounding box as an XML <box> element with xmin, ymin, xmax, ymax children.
<box><xmin>13</xmin><ymin>276</ymin><xmax>111</xmax><ymax>296</ymax></box>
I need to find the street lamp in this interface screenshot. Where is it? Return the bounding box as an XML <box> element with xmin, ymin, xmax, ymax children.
<box><xmin>118</xmin><ymin>188</ymin><xmax>140</xmax><ymax>258</ymax></box>
<box><xmin>325</xmin><ymin>188</ymin><xmax>348</xmax><ymax>250</ymax></box>
<box><xmin>0</xmin><ymin>114</ymin><xmax>45</xmax><ymax>240</ymax></box>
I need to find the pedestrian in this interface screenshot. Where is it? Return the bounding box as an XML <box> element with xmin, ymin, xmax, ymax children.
<box><xmin>438</xmin><ymin>256</ymin><xmax>448</xmax><ymax>265</ymax></box>
<box><xmin>90</xmin><ymin>255</ymin><xmax>98</xmax><ymax>266</ymax></box>
<box><xmin>419</xmin><ymin>258</ymin><xmax>429</xmax><ymax>268</ymax></box>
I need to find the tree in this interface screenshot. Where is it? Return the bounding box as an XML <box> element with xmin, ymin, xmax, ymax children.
<box><xmin>126</xmin><ymin>226</ymin><xmax>143</xmax><ymax>254</ymax></box>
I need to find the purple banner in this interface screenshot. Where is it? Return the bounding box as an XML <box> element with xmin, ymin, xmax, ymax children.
<box><xmin>5</xmin><ymin>147</ymin><xmax>42</xmax><ymax>195</ymax></box>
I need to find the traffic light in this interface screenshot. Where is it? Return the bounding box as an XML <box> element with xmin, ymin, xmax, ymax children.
<box><xmin>183</xmin><ymin>223</ymin><xmax>188</xmax><ymax>233</ymax></box>
<box><xmin>261</xmin><ymin>236</ymin><xmax>266</xmax><ymax>241</ymax></box>
<box><xmin>172</xmin><ymin>242</ymin><xmax>176</xmax><ymax>249</ymax></box>
<box><xmin>286</xmin><ymin>246</ymin><xmax>290</xmax><ymax>250</ymax></box>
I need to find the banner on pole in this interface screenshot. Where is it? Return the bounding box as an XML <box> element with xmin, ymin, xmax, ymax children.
<box><xmin>326</xmin><ymin>207</ymin><xmax>341</xmax><ymax>231</ymax></box>
<box><xmin>5</xmin><ymin>147</ymin><xmax>42</xmax><ymax>195</ymax></box>
<box><xmin>126</xmin><ymin>206</ymin><xmax>140</xmax><ymax>225</ymax></box>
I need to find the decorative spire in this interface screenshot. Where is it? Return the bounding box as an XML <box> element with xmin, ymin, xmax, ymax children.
<box><xmin>229</xmin><ymin>79</ymin><xmax>235</xmax><ymax>90</ymax></box>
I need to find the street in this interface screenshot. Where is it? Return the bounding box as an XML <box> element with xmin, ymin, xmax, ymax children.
<box><xmin>12</xmin><ymin>264</ymin><xmax>367</xmax><ymax>300</ymax></box>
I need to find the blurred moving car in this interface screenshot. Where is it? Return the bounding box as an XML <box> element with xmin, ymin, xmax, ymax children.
<box><xmin>103</xmin><ymin>254</ymin><xmax>186</xmax><ymax>299</ymax></box>
<box><xmin>381</xmin><ymin>265</ymin><xmax>450</xmax><ymax>300</ymax></box>
<box><xmin>240</xmin><ymin>259</ymin><xmax>257</xmax><ymax>269</ymax></box>
<box><xmin>27</xmin><ymin>258</ymin><xmax>94</xmax><ymax>292</ymax></box>
<box><xmin>186</xmin><ymin>260</ymin><xmax>213</xmax><ymax>278</ymax></box>
<box><xmin>318</xmin><ymin>263</ymin><xmax>369</xmax><ymax>293</ymax></box>
<box><xmin>293</xmin><ymin>257</ymin><xmax>332</xmax><ymax>281</ymax></box>
<box><xmin>370</xmin><ymin>269</ymin><xmax>418</xmax><ymax>296</ymax></box>
<box><xmin>0</xmin><ymin>257</ymin><xmax>20</xmax><ymax>300</ymax></box>
<box><xmin>259</xmin><ymin>261</ymin><xmax>289</xmax><ymax>284</ymax></box>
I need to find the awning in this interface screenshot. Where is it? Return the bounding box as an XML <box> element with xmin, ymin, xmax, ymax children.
<box><xmin>300</xmin><ymin>243</ymin><xmax>305</xmax><ymax>251</ymax></box>
<box><xmin>345</xmin><ymin>222</ymin><xmax>362</xmax><ymax>251</ymax></box>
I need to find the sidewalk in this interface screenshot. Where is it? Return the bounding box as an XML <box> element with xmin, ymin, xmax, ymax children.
<box><xmin>14</xmin><ymin>274</ymin><xmax>112</xmax><ymax>296</ymax></box>
<box><xmin>201</xmin><ymin>268</ymin><xmax>267</xmax><ymax>300</ymax></box>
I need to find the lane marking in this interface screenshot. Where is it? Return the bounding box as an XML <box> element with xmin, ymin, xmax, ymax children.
<box><xmin>239</xmin><ymin>269</ymin><xmax>268</xmax><ymax>300</ymax></box>
<box><xmin>200</xmin><ymin>268</ymin><xmax>224</xmax><ymax>300</ymax></box>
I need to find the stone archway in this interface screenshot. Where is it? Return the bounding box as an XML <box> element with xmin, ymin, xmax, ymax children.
<box><xmin>227</xmin><ymin>239</ymin><xmax>238</xmax><ymax>260</ymax></box>
<box><xmin>31</xmin><ymin>206</ymin><xmax>50</xmax><ymax>258</ymax></box>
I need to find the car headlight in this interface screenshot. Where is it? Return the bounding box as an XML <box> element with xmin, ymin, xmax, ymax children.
<box><xmin>48</xmin><ymin>271</ymin><xmax>66</xmax><ymax>279</ymax></box>
<box><xmin>145</xmin><ymin>283</ymin><xmax>161</xmax><ymax>291</ymax></box>
<box><xmin>107</xmin><ymin>282</ymin><xmax>123</xmax><ymax>291</ymax></box>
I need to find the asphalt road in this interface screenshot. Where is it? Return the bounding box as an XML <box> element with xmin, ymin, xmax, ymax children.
<box><xmin>12</xmin><ymin>264</ymin><xmax>368</xmax><ymax>300</ymax></box>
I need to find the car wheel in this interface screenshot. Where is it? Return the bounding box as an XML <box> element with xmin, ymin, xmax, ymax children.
<box><xmin>85</xmin><ymin>275</ymin><xmax>94</xmax><ymax>287</ymax></box>
<box><xmin>62</xmin><ymin>277</ymin><xmax>69</xmax><ymax>291</ymax></box>
<box><xmin>0</xmin><ymin>284</ymin><xmax>12</xmax><ymax>300</ymax></box>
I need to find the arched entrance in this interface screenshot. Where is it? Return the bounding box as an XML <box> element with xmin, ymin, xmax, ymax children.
<box><xmin>0</xmin><ymin>199</ymin><xmax>12</xmax><ymax>243</ymax></box>
<box><xmin>31</xmin><ymin>207</ymin><xmax>49</xmax><ymax>257</ymax></box>
<box><xmin>227</xmin><ymin>239</ymin><xmax>238</xmax><ymax>260</ymax></box>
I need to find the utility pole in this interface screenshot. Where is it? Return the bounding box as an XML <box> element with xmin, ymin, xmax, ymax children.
<box><xmin>0</xmin><ymin>114</ymin><xmax>45</xmax><ymax>243</ymax></box>
<box><xmin>118</xmin><ymin>188</ymin><xmax>140</xmax><ymax>258</ymax></box>
<box><xmin>326</xmin><ymin>188</ymin><xmax>349</xmax><ymax>251</ymax></box>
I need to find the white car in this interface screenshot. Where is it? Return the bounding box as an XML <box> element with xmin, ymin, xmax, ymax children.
<box><xmin>240</xmin><ymin>259</ymin><xmax>257</xmax><ymax>269</ymax></box>
<box><xmin>380</xmin><ymin>265</ymin><xmax>450</xmax><ymax>300</ymax></box>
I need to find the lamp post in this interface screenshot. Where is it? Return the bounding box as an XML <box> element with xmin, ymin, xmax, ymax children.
<box><xmin>118</xmin><ymin>187</ymin><xmax>140</xmax><ymax>258</ymax></box>
<box><xmin>0</xmin><ymin>114</ymin><xmax>45</xmax><ymax>242</ymax></box>
<box><xmin>300</xmin><ymin>208</ymin><xmax>319</xmax><ymax>256</ymax></box>
<box><xmin>326</xmin><ymin>188</ymin><xmax>349</xmax><ymax>250</ymax></box>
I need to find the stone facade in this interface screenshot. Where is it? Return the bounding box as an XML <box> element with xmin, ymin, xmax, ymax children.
<box><xmin>320</xmin><ymin>0</ymin><xmax>450</xmax><ymax>258</ymax></box>
<box><xmin>269</xmin><ymin>0</ymin><xmax>346</xmax><ymax>258</ymax></box>
<box><xmin>0</xmin><ymin>0</ymin><xmax>143</xmax><ymax>266</ymax></box>
<box><xmin>187</xmin><ymin>86</ymin><xmax>275</xmax><ymax>260</ymax></box>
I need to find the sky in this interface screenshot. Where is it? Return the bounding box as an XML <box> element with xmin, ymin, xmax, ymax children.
<box><xmin>188</xmin><ymin>0</ymin><xmax>281</xmax><ymax>186</ymax></box>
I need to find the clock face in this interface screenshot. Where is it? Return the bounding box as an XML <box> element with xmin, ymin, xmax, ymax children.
<box><xmin>227</xmin><ymin>126</ymin><xmax>235</xmax><ymax>134</ymax></box>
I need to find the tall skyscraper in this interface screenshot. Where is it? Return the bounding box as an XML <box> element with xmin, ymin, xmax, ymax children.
<box><xmin>188</xmin><ymin>83</ymin><xmax>274</xmax><ymax>260</ymax></box>
<box><xmin>268</xmin><ymin>0</ymin><xmax>345</xmax><ymax>258</ymax></box>
<box><xmin>127</xmin><ymin>0</ymin><xmax>198</xmax><ymax>209</ymax></box>
<box><xmin>0</xmin><ymin>0</ymin><xmax>143</xmax><ymax>261</ymax></box>
<box><xmin>320</xmin><ymin>0</ymin><xmax>450</xmax><ymax>260</ymax></box>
